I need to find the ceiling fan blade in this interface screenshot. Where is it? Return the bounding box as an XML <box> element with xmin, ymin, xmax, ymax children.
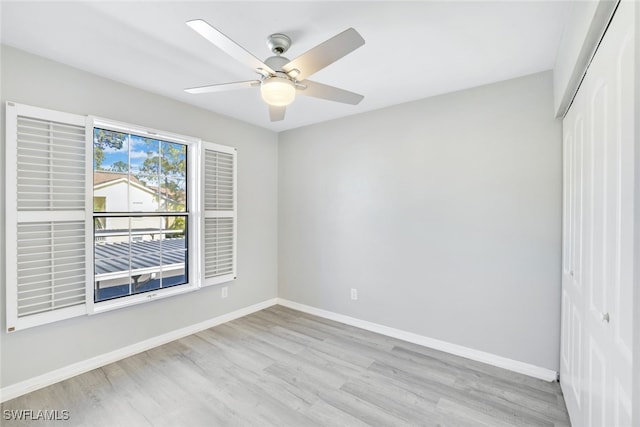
<box><xmin>282</xmin><ymin>28</ymin><xmax>365</xmax><ymax>81</ymax></box>
<box><xmin>186</xmin><ymin>19</ymin><xmax>275</xmax><ymax>76</ymax></box>
<box><xmin>185</xmin><ymin>80</ymin><xmax>260</xmax><ymax>94</ymax></box>
<box><xmin>269</xmin><ymin>105</ymin><xmax>286</xmax><ymax>122</ymax></box>
<box><xmin>297</xmin><ymin>80</ymin><xmax>364</xmax><ymax>105</ymax></box>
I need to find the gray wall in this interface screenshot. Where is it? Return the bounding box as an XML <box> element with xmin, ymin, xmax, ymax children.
<box><xmin>0</xmin><ymin>46</ymin><xmax>279</xmax><ymax>388</ymax></box>
<box><xmin>278</xmin><ymin>71</ymin><xmax>562</xmax><ymax>371</ymax></box>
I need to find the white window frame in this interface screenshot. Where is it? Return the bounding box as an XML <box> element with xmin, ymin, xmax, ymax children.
<box><xmin>6</xmin><ymin>103</ymin><xmax>237</xmax><ymax>332</ymax></box>
<box><xmin>86</xmin><ymin>117</ymin><xmax>202</xmax><ymax>314</ymax></box>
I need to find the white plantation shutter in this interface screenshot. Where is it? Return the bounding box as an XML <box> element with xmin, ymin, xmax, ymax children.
<box><xmin>5</xmin><ymin>102</ymin><xmax>90</xmax><ymax>331</ymax></box>
<box><xmin>202</xmin><ymin>142</ymin><xmax>236</xmax><ymax>286</ymax></box>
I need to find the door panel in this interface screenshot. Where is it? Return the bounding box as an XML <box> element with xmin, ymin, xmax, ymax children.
<box><xmin>561</xmin><ymin>94</ymin><xmax>582</xmax><ymax>421</ymax></box>
<box><xmin>587</xmin><ymin>79</ymin><xmax>608</xmax><ymax>319</ymax></box>
<box><xmin>614</xmin><ymin>379</ymin><xmax>633</xmax><ymax>427</ymax></box>
<box><xmin>587</xmin><ymin>337</ymin><xmax>607</xmax><ymax>427</ymax></box>
<box><xmin>614</xmin><ymin>9</ymin><xmax>635</xmax><ymax>364</ymax></box>
<box><xmin>560</xmin><ymin>2</ymin><xmax>635</xmax><ymax>426</ymax></box>
<box><xmin>571</xmin><ymin>306</ymin><xmax>583</xmax><ymax>408</ymax></box>
<box><xmin>562</xmin><ymin>292</ymin><xmax>570</xmax><ymax>368</ymax></box>
<box><xmin>572</xmin><ymin>114</ymin><xmax>584</xmax><ymax>289</ymax></box>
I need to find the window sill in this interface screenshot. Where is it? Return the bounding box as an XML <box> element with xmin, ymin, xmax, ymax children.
<box><xmin>89</xmin><ymin>283</ymin><xmax>199</xmax><ymax>315</ymax></box>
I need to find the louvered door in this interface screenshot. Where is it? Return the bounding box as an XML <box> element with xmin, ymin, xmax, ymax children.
<box><xmin>5</xmin><ymin>102</ymin><xmax>90</xmax><ymax>331</ymax></box>
<box><xmin>202</xmin><ymin>142</ymin><xmax>236</xmax><ymax>286</ymax></box>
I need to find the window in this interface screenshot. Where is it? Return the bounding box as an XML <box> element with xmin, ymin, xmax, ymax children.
<box><xmin>5</xmin><ymin>102</ymin><xmax>237</xmax><ymax>331</ymax></box>
<box><xmin>92</xmin><ymin>126</ymin><xmax>190</xmax><ymax>304</ymax></box>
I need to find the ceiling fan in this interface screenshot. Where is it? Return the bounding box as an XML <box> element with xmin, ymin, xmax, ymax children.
<box><xmin>184</xmin><ymin>19</ymin><xmax>365</xmax><ymax>122</ymax></box>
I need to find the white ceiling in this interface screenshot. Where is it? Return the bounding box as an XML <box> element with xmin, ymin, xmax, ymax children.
<box><xmin>1</xmin><ymin>1</ymin><xmax>572</xmax><ymax>132</ymax></box>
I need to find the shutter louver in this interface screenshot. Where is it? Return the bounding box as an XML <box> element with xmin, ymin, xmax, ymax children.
<box><xmin>17</xmin><ymin>221</ymin><xmax>86</xmax><ymax>317</ymax></box>
<box><xmin>202</xmin><ymin>143</ymin><xmax>236</xmax><ymax>286</ymax></box>
<box><xmin>204</xmin><ymin>150</ymin><xmax>234</xmax><ymax>211</ymax></box>
<box><xmin>17</xmin><ymin>117</ymin><xmax>86</xmax><ymax>211</ymax></box>
<box><xmin>6</xmin><ymin>103</ymin><xmax>88</xmax><ymax>331</ymax></box>
<box><xmin>204</xmin><ymin>217</ymin><xmax>234</xmax><ymax>278</ymax></box>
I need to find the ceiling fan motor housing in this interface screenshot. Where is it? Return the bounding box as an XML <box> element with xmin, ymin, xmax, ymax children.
<box><xmin>264</xmin><ymin>56</ymin><xmax>291</xmax><ymax>74</ymax></box>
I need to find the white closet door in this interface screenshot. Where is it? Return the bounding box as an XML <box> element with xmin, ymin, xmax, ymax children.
<box><xmin>561</xmin><ymin>85</ymin><xmax>586</xmax><ymax>425</ymax></box>
<box><xmin>560</xmin><ymin>2</ymin><xmax>635</xmax><ymax>426</ymax></box>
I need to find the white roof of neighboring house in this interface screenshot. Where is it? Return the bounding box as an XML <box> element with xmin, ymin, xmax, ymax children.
<box><xmin>93</xmin><ymin>171</ymin><xmax>181</xmax><ymax>205</ymax></box>
<box><xmin>94</xmin><ymin>171</ymin><xmax>142</xmax><ymax>186</ymax></box>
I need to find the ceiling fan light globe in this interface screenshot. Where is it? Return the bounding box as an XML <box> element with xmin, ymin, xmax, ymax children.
<box><xmin>261</xmin><ymin>77</ymin><xmax>296</xmax><ymax>107</ymax></box>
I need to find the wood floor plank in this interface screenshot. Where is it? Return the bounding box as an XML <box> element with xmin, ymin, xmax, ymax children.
<box><xmin>389</xmin><ymin>345</ymin><xmax>562</xmax><ymax>411</ymax></box>
<box><xmin>368</xmin><ymin>361</ymin><xmax>556</xmax><ymax>427</ymax></box>
<box><xmin>1</xmin><ymin>306</ymin><xmax>570</xmax><ymax>426</ymax></box>
<box><xmin>302</xmin><ymin>399</ymin><xmax>372</xmax><ymax>427</ymax></box>
<box><xmin>303</xmin><ymin>335</ymin><xmax>377</xmax><ymax>369</ymax></box>
<box><xmin>454</xmin><ymin>377</ymin><xmax>570</xmax><ymax>423</ymax></box>
<box><xmin>325</xmin><ymin>335</ymin><xmax>459</xmax><ymax>386</ymax></box>
<box><xmin>314</xmin><ymin>388</ymin><xmax>416</xmax><ymax>427</ymax></box>
<box><xmin>436</xmin><ymin>397</ymin><xmax>524</xmax><ymax>427</ymax></box>
<box><xmin>340</xmin><ymin>379</ymin><xmax>439</xmax><ymax>426</ymax></box>
<box><xmin>393</xmin><ymin>341</ymin><xmax>562</xmax><ymax>395</ymax></box>
<box><xmin>296</xmin><ymin>346</ymin><xmax>368</xmax><ymax>379</ymax></box>
<box><xmin>228</xmin><ymin>316</ymin><xmax>307</xmax><ymax>354</ymax></box>
<box><xmin>253</xmin><ymin>309</ymin><xmax>333</xmax><ymax>341</ymax></box>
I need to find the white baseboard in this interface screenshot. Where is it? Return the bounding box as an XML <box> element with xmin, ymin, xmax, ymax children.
<box><xmin>0</xmin><ymin>298</ymin><xmax>278</xmax><ymax>403</ymax></box>
<box><xmin>276</xmin><ymin>298</ymin><xmax>558</xmax><ymax>382</ymax></box>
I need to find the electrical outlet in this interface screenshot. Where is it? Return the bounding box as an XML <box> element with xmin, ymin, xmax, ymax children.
<box><xmin>350</xmin><ymin>288</ymin><xmax>358</xmax><ymax>300</ymax></box>
<box><xmin>221</xmin><ymin>286</ymin><xmax>228</xmax><ymax>298</ymax></box>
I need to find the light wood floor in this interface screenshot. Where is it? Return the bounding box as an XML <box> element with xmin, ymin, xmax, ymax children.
<box><xmin>2</xmin><ymin>305</ymin><xmax>570</xmax><ymax>426</ymax></box>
